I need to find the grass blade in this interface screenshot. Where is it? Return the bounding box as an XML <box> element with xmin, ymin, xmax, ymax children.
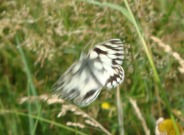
<box><xmin>116</xmin><ymin>86</ymin><xmax>124</xmax><ymax>135</ymax></box>
<box><xmin>0</xmin><ymin>109</ymin><xmax>87</xmax><ymax>135</ymax></box>
<box><xmin>15</xmin><ymin>35</ymin><xmax>41</xmax><ymax>135</ymax></box>
<box><xmin>79</xmin><ymin>0</ymin><xmax>133</xmax><ymax>24</ymax></box>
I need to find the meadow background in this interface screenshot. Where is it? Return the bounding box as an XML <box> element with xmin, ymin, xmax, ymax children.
<box><xmin>0</xmin><ymin>0</ymin><xmax>184</xmax><ymax>135</ymax></box>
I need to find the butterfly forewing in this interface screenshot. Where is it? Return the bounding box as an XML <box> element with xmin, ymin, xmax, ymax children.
<box><xmin>52</xmin><ymin>39</ymin><xmax>125</xmax><ymax>106</ymax></box>
<box><xmin>52</xmin><ymin>56</ymin><xmax>103</xmax><ymax>106</ymax></box>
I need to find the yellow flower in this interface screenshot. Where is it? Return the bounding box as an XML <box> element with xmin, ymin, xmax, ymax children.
<box><xmin>155</xmin><ymin>117</ymin><xmax>184</xmax><ymax>135</ymax></box>
<box><xmin>101</xmin><ymin>102</ymin><xmax>110</xmax><ymax>110</ymax></box>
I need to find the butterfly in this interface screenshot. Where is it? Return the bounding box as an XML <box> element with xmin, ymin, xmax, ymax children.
<box><xmin>52</xmin><ymin>39</ymin><xmax>125</xmax><ymax>106</ymax></box>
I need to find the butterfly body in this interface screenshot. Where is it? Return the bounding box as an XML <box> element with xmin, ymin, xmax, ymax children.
<box><xmin>52</xmin><ymin>39</ymin><xmax>125</xmax><ymax>106</ymax></box>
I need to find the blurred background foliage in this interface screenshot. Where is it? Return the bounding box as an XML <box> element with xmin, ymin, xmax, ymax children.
<box><xmin>0</xmin><ymin>0</ymin><xmax>184</xmax><ymax>135</ymax></box>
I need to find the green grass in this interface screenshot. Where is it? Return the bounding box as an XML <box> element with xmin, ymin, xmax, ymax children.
<box><xmin>0</xmin><ymin>0</ymin><xmax>184</xmax><ymax>135</ymax></box>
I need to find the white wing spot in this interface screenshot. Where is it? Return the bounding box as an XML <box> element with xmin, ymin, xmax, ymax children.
<box><xmin>99</xmin><ymin>54</ymin><xmax>108</xmax><ymax>59</ymax></box>
<box><xmin>89</xmin><ymin>51</ymin><xmax>98</xmax><ymax>59</ymax></box>
<box><xmin>115</xmin><ymin>60</ymin><xmax>123</xmax><ymax>65</ymax></box>
<box><xmin>117</xmin><ymin>78</ymin><xmax>120</xmax><ymax>82</ymax></box>
<box><xmin>107</xmin><ymin>54</ymin><xmax>117</xmax><ymax>59</ymax></box>
<box><xmin>94</xmin><ymin>61</ymin><xmax>103</xmax><ymax>70</ymax></box>
<box><xmin>106</xmin><ymin>82</ymin><xmax>112</xmax><ymax>88</ymax></box>
<box><xmin>112</xmin><ymin>81</ymin><xmax>117</xmax><ymax>86</ymax></box>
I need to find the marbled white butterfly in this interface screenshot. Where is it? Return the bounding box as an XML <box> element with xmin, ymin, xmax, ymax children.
<box><xmin>52</xmin><ymin>39</ymin><xmax>125</xmax><ymax>106</ymax></box>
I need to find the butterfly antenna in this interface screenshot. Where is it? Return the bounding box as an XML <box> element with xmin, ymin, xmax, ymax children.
<box><xmin>82</xmin><ymin>39</ymin><xmax>93</xmax><ymax>52</ymax></box>
<box><xmin>79</xmin><ymin>40</ymin><xmax>93</xmax><ymax>60</ymax></box>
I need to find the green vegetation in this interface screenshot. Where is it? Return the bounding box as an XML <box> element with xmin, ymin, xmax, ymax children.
<box><xmin>0</xmin><ymin>0</ymin><xmax>184</xmax><ymax>134</ymax></box>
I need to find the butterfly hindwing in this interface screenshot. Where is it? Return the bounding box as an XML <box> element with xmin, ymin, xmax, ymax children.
<box><xmin>88</xmin><ymin>39</ymin><xmax>124</xmax><ymax>89</ymax></box>
<box><xmin>105</xmin><ymin>65</ymin><xmax>124</xmax><ymax>88</ymax></box>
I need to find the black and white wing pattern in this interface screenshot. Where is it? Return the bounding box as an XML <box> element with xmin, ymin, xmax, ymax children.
<box><xmin>52</xmin><ymin>39</ymin><xmax>125</xmax><ymax>106</ymax></box>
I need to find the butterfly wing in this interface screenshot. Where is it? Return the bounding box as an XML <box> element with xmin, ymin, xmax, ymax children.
<box><xmin>52</xmin><ymin>55</ymin><xmax>103</xmax><ymax>106</ymax></box>
<box><xmin>52</xmin><ymin>39</ymin><xmax>125</xmax><ymax>106</ymax></box>
<box><xmin>88</xmin><ymin>39</ymin><xmax>125</xmax><ymax>89</ymax></box>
